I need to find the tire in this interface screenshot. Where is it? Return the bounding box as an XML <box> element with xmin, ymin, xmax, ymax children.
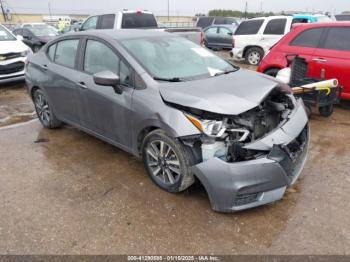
<box><xmin>33</xmin><ymin>45</ymin><xmax>41</xmax><ymax>53</ymax></box>
<box><xmin>141</xmin><ymin>129</ymin><xmax>195</xmax><ymax>193</ymax></box>
<box><xmin>264</xmin><ymin>68</ymin><xmax>280</xmax><ymax>77</ymax></box>
<box><xmin>33</xmin><ymin>89</ymin><xmax>62</xmax><ymax>129</ymax></box>
<box><xmin>319</xmin><ymin>104</ymin><xmax>334</xmax><ymax>117</ymax></box>
<box><xmin>245</xmin><ymin>47</ymin><xmax>264</xmax><ymax>65</ymax></box>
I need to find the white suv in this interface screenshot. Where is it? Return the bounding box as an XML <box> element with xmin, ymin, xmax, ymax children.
<box><xmin>231</xmin><ymin>16</ymin><xmax>294</xmax><ymax>65</ymax></box>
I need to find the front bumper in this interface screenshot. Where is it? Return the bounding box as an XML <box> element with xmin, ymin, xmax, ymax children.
<box><xmin>191</xmin><ymin>99</ymin><xmax>309</xmax><ymax>212</ymax></box>
<box><xmin>0</xmin><ymin>57</ymin><xmax>26</xmax><ymax>84</ymax></box>
<box><xmin>231</xmin><ymin>47</ymin><xmax>244</xmax><ymax>60</ymax></box>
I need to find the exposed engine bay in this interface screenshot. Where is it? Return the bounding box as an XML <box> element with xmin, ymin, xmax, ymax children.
<box><xmin>175</xmin><ymin>87</ymin><xmax>297</xmax><ymax>163</ymax></box>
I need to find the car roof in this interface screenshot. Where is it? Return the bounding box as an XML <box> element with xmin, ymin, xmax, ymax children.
<box><xmin>249</xmin><ymin>15</ymin><xmax>292</xmax><ymax>21</ymax></box>
<box><xmin>293</xmin><ymin>21</ymin><xmax>350</xmax><ymax>29</ymax></box>
<box><xmin>65</xmin><ymin>29</ymin><xmax>172</xmax><ymax>40</ymax></box>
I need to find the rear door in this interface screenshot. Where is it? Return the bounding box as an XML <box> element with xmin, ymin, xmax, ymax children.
<box><xmin>76</xmin><ymin>38</ymin><xmax>134</xmax><ymax>146</ymax></box>
<box><xmin>80</xmin><ymin>16</ymin><xmax>98</xmax><ymax>31</ymax></box>
<box><xmin>43</xmin><ymin>38</ymin><xmax>82</xmax><ymax>123</ymax></box>
<box><xmin>234</xmin><ymin>19</ymin><xmax>264</xmax><ymax>49</ymax></box>
<box><xmin>204</xmin><ymin>27</ymin><xmax>219</xmax><ymax>47</ymax></box>
<box><xmin>261</xmin><ymin>18</ymin><xmax>287</xmax><ymax>49</ymax></box>
<box><xmin>311</xmin><ymin>27</ymin><xmax>350</xmax><ymax>97</ymax></box>
<box><xmin>218</xmin><ymin>27</ymin><xmax>233</xmax><ymax>48</ymax></box>
<box><xmin>282</xmin><ymin>27</ymin><xmax>325</xmax><ymax>74</ymax></box>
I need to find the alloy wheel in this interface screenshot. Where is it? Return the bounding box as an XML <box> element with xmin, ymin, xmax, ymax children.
<box><xmin>34</xmin><ymin>93</ymin><xmax>51</xmax><ymax>125</ymax></box>
<box><xmin>146</xmin><ymin>140</ymin><xmax>181</xmax><ymax>185</ymax></box>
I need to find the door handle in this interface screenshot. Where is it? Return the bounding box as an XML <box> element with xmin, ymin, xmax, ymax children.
<box><xmin>77</xmin><ymin>82</ymin><xmax>87</xmax><ymax>89</ymax></box>
<box><xmin>41</xmin><ymin>64</ymin><xmax>48</xmax><ymax>70</ymax></box>
<box><xmin>312</xmin><ymin>58</ymin><xmax>327</xmax><ymax>63</ymax></box>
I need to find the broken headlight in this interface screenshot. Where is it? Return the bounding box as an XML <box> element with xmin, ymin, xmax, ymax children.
<box><xmin>185</xmin><ymin>114</ymin><xmax>226</xmax><ymax>137</ymax></box>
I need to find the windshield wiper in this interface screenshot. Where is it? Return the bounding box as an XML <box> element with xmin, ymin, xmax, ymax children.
<box><xmin>214</xmin><ymin>69</ymin><xmax>237</xmax><ymax>77</ymax></box>
<box><xmin>153</xmin><ymin>76</ymin><xmax>184</xmax><ymax>82</ymax></box>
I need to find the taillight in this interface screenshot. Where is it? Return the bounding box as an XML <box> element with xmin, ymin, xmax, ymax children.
<box><xmin>200</xmin><ymin>31</ymin><xmax>204</xmax><ymax>46</ymax></box>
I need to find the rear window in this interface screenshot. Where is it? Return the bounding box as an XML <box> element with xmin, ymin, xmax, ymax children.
<box><xmin>196</xmin><ymin>17</ymin><xmax>215</xmax><ymax>28</ymax></box>
<box><xmin>99</xmin><ymin>14</ymin><xmax>115</xmax><ymax>29</ymax></box>
<box><xmin>121</xmin><ymin>13</ymin><xmax>157</xmax><ymax>29</ymax></box>
<box><xmin>213</xmin><ymin>17</ymin><xmax>237</xmax><ymax>25</ymax></box>
<box><xmin>290</xmin><ymin>28</ymin><xmax>324</xmax><ymax>48</ymax></box>
<box><xmin>335</xmin><ymin>15</ymin><xmax>350</xmax><ymax>21</ymax></box>
<box><xmin>235</xmin><ymin>19</ymin><xmax>264</xmax><ymax>35</ymax></box>
<box><xmin>323</xmin><ymin>27</ymin><xmax>350</xmax><ymax>51</ymax></box>
<box><xmin>263</xmin><ymin>19</ymin><xmax>287</xmax><ymax>35</ymax></box>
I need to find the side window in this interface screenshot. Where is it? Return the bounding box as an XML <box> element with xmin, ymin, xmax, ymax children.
<box><xmin>205</xmin><ymin>27</ymin><xmax>218</xmax><ymax>34</ymax></box>
<box><xmin>120</xmin><ymin>61</ymin><xmax>131</xmax><ymax>86</ymax></box>
<box><xmin>47</xmin><ymin>43</ymin><xmax>56</xmax><ymax>60</ymax></box>
<box><xmin>323</xmin><ymin>27</ymin><xmax>350</xmax><ymax>51</ymax></box>
<box><xmin>290</xmin><ymin>28</ymin><xmax>324</xmax><ymax>48</ymax></box>
<box><xmin>54</xmin><ymin>39</ymin><xmax>79</xmax><ymax>68</ymax></box>
<box><xmin>81</xmin><ymin>16</ymin><xmax>98</xmax><ymax>31</ymax></box>
<box><xmin>84</xmin><ymin>40</ymin><xmax>119</xmax><ymax>74</ymax></box>
<box><xmin>99</xmin><ymin>14</ymin><xmax>115</xmax><ymax>29</ymax></box>
<box><xmin>264</xmin><ymin>19</ymin><xmax>287</xmax><ymax>35</ymax></box>
<box><xmin>219</xmin><ymin>27</ymin><xmax>231</xmax><ymax>35</ymax></box>
<box><xmin>235</xmin><ymin>20</ymin><xmax>264</xmax><ymax>35</ymax></box>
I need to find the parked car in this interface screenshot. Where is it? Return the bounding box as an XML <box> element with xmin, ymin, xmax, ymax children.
<box><xmin>231</xmin><ymin>16</ymin><xmax>298</xmax><ymax>65</ymax></box>
<box><xmin>13</xmin><ymin>23</ymin><xmax>59</xmax><ymax>52</ymax></box>
<box><xmin>0</xmin><ymin>24</ymin><xmax>31</xmax><ymax>84</ymax></box>
<box><xmin>25</xmin><ymin>30</ymin><xmax>309</xmax><ymax>212</ymax></box>
<box><xmin>335</xmin><ymin>14</ymin><xmax>350</xmax><ymax>21</ymax></box>
<box><xmin>258</xmin><ymin>22</ymin><xmax>350</xmax><ymax>100</ymax></box>
<box><xmin>80</xmin><ymin>10</ymin><xmax>203</xmax><ymax>45</ymax></box>
<box><xmin>196</xmin><ymin>16</ymin><xmax>239</xmax><ymax>29</ymax></box>
<box><xmin>203</xmin><ymin>25</ymin><xmax>237</xmax><ymax>50</ymax></box>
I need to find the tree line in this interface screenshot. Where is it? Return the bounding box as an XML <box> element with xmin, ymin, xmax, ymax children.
<box><xmin>206</xmin><ymin>9</ymin><xmax>275</xmax><ymax>18</ymax></box>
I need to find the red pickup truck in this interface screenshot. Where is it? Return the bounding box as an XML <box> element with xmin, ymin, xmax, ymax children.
<box><xmin>258</xmin><ymin>22</ymin><xmax>350</xmax><ymax>100</ymax></box>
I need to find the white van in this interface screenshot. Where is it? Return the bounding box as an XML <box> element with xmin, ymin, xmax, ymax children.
<box><xmin>0</xmin><ymin>24</ymin><xmax>31</xmax><ymax>84</ymax></box>
<box><xmin>231</xmin><ymin>16</ymin><xmax>294</xmax><ymax>65</ymax></box>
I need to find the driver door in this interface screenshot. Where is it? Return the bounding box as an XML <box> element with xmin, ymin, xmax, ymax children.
<box><xmin>76</xmin><ymin>38</ymin><xmax>134</xmax><ymax>147</ymax></box>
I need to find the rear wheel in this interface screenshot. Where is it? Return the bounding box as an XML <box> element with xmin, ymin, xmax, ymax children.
<box><xmin>141</xmin><ymin>129</ymin><xmax>195</xmax><ymax>193</ymax></box>
<box><xmin>319</xmin><ymin>104</ymin><xmax>334</xmax><ymax>117</ymax></box>
<box><xmin>264</xmin><ymin>68</ymin><xmax>280</xmax><ymax>77</ymax></box>
<box><xmin>33</xmin><ymin>89</ymin><xmax>62</xmax><ymax>129</ymax></box>
<box><xmin>245</xmin><ymin>47</ymin><xmax>263</xmax><ymax>65</ymax></box>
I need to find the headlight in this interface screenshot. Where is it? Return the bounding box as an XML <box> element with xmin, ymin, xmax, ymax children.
<box><xmin>185</xmin><ymin>114</ymin><xmax>226</xmax><ymax>137</ymax></box>
<box><xmin>21</xmin><ymin>49</ymin><xmax>31</xmax><ymax>57</ymax></box>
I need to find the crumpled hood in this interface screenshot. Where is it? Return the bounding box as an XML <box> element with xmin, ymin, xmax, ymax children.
<box><xmin>0</xmin><ymin>40</ymin><xmax>29</xmax><ymax>54</ymax></box>
<box><xmin>159</xmin><ymin>69</ymin><xmax>288</xmax><ymax>115</ymax></box>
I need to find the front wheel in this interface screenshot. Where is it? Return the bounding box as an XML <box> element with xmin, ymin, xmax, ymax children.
<box><xmin>141</xmin><ymin>129</ymin><xmax>195</xmax><ymax>193</ymax></box>
<box><xmin>319</xmin><ymin>104</ymin><xmax>334</xmax><ymax>117</ymax></box>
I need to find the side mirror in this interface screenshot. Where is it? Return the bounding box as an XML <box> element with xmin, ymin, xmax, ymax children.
<box><xmin>16</xmin><ymin>35</ymin><xmax>23</xmax><ymax>41</ymax></box>
<box><xmin>23</xmin><ymin>35</ymin><xmax>31</xmax><ymax>40</ymax></box>
<box><xmin>227</xmin><ymin>32</ymin><xmax>233</xmax><ymax>36</ymax></box>
<box><xmin>93</xmin><ymin>71</ymin><xmax>122</xmax><ymax>94</ymax></box>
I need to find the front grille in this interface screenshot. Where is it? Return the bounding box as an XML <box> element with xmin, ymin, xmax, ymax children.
<box><xmin>0</xmin><ymin>52</ymin><xmax>22</xmax><ymax>60</ymax></box>
<box><xmin>0</xmin><ymin>62</ymin><xmax>24</xmax><ymax>75</ymax></box>
<box><xmin>233</xmin><ymin>192</ymin><xmax>259</xmax><ymax>207</ymax></box>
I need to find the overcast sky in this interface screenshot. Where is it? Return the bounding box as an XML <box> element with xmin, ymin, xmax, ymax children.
<box><xmin>4</xmin><ymin>0</ymin><xmax>349</xmax><ymax>16</ymax></box>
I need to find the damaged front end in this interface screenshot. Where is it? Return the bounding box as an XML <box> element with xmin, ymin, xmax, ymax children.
<box><xmin>172</xmin><ymin>86</ymin><xmax>309</xmax><ymax>212</ymax></box>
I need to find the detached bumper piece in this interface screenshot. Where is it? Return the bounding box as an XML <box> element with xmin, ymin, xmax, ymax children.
<box><xmin>192</xmin><ymin>124</ymin><xmax>309</xmax><ymax>213</ymax></box>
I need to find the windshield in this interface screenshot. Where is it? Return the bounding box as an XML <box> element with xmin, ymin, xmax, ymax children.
<box><xmin>121</xmin><ymin>36</ymin><xmax>236</xmax><ymax>80</ymax></box>
<box><xmin>0</xmin><ymin>25</ymin><xmax>16</xmax><ymax>41</ymax></box>
<box><xmin>24</xmin><ymin>24</ymin><xmax>58</xmax><ymax>37</ymax></box>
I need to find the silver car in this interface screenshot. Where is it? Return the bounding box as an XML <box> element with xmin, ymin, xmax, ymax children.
<box><xmin>25</xmin><ymin>30</ymin><xmax>309</xmax><ymax>212</ymax></box>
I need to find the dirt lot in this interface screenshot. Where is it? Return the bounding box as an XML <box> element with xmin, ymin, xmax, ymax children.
<box><xmin>0</xmin><ymin>57</ymin><xmax>349</xmax><ymax>255</ymax></box>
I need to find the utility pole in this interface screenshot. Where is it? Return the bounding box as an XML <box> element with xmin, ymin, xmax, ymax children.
<box><xmin>48</xmin><ymin>1</ymin><xmax>52</xmax><ymax>22</ymax></box>
<box><xmin>244</xmin><ymin>1</ymin><xmax>248</xmax><ymax>19</ymax></box>
<box><xmin>167</xmin><ymin>0</ymin><xmax>169</xmax><ymax>21</ymax></box>
<box><xmin>0</xmin><ymin>0</ymin><xmax>7</xmax><ymax>22</ymax></box>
